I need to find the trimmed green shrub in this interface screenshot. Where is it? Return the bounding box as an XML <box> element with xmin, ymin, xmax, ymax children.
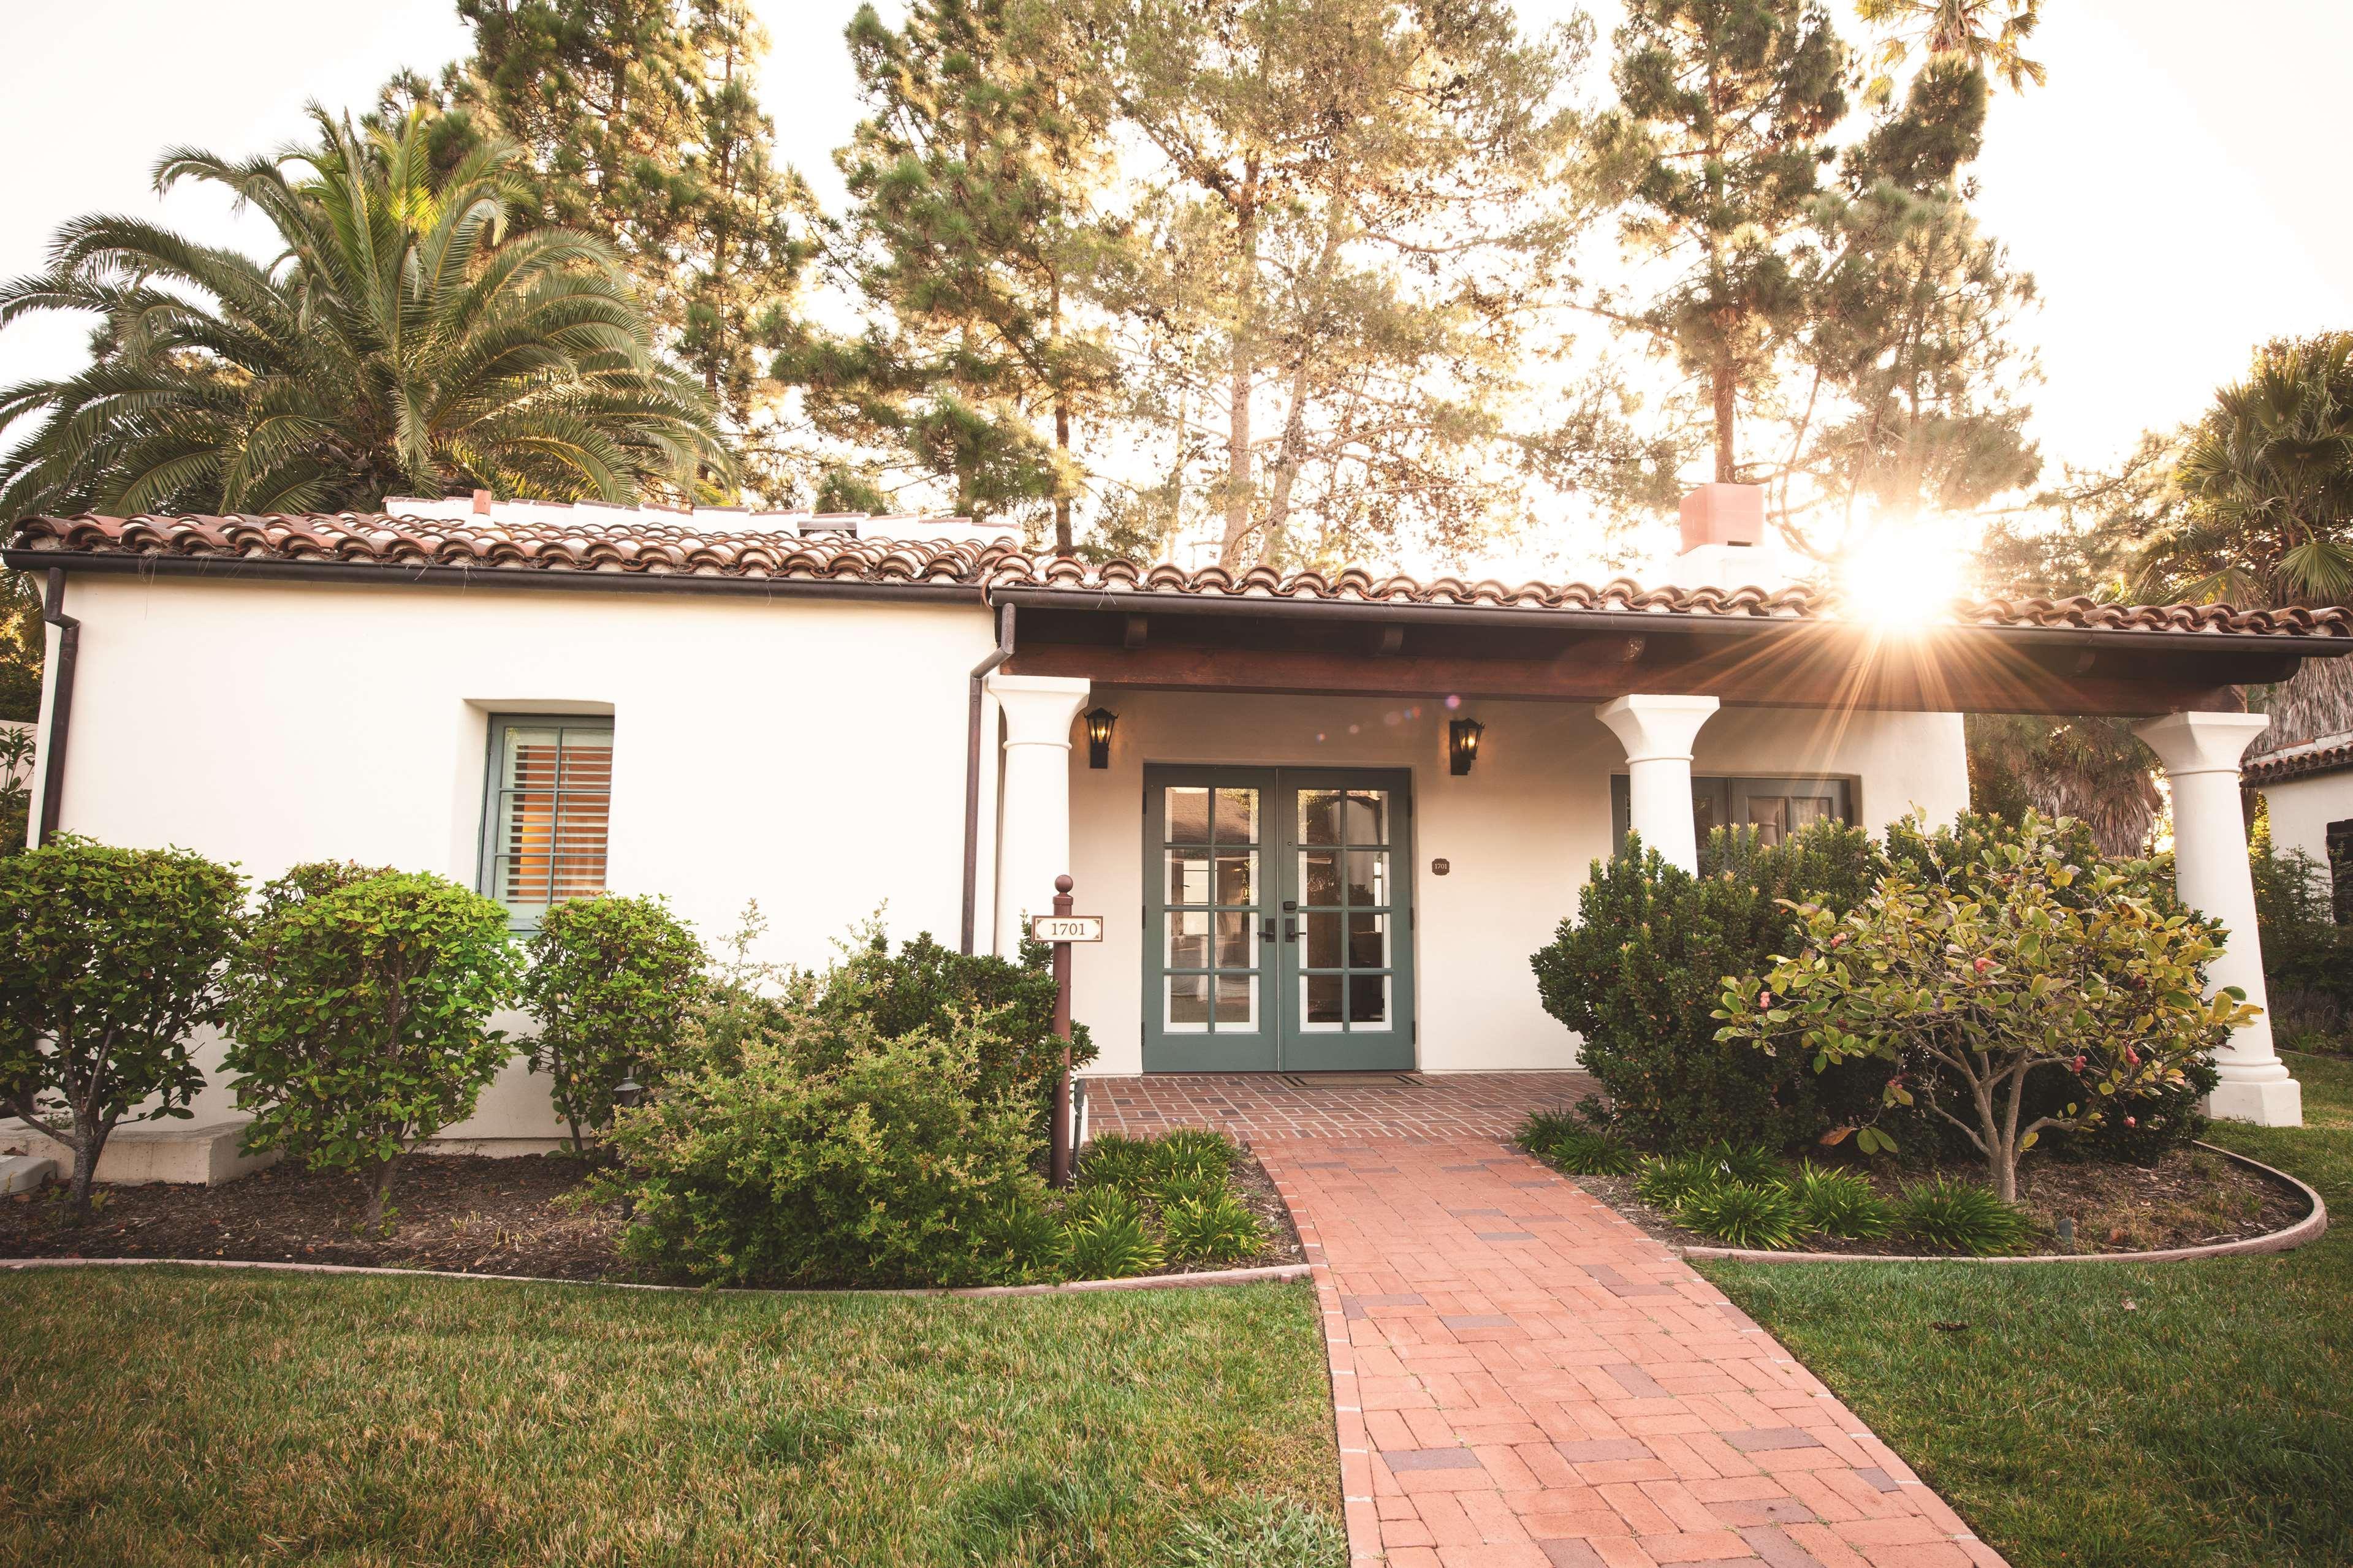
<box><xmin>1676</xmin><ymin>1180</ymin><xmax>1802</xmax><ymax>1249</ymax></box>
<box><xmin>1156</xmin><ymin>1127</ymin><xmax>1239</xmax><ymax>1173</ymax></box>
<box><xmin>1531</xmin><ymin>821</ymin><xmax>1879</xmax><ymax>1151</ymax></box>
<box><xmin>224</xmin><ymin>866</ymin><xmax>520</xmax><ymax>1225</ymax></box>
<box><xmin>822</xmin><ymin>926</ymin><xmax>1097</xmax><ymax>1115</ymax></box>
<box><xmin>601</xmin><ymin>1005</ymin><xmax>1046</xmax><ymax>1287</ymax></box>
<box><xmin>1161</xmin><ymin>1190</ymin><xmax>1266</xmax><ymax>1265</ymax></box>
<box><xmin>1722</xmin><ymin>812</ymin><xmax>2246</xmax><ymax>1199</ymax></box>
<box><xmin>979</xmin><ymin>1196</ymin><xmax>1065</xmax><ymax>1284</ymax></box>
<box><xmin>520</xmin><ymin>893</ymin><xmax>705</xmax><ymax>1151</ymax></box>
<box><xmin>1789</xmin><ymin>1162</ymin><xmax>1893</xmax><ymax>1240</ymax></box>
<box><xmin>1697</xmin><ymin>1143</ymin><xmax>1781</xmax><ymax>1186</ymax></box>
<box><xmin>1896</xmin><ymin>1177</ymin><xmax>2029</xmax><ymax>1254</ymax></box>
<box><xmin>0</xmin><ymin>837</ymin><xmax>244</xmax><ymax>1215</ymax></box>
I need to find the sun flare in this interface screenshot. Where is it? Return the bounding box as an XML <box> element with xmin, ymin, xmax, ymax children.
<box><xmin>1836</xmin><ymin>528</ymin><xmax>1975</xmax><ymax>627</ymax></box>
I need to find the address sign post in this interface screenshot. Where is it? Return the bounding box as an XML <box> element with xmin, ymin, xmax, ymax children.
<box><xmin>1030</xmin><ymin>874</ymin><xmax>1102</xmax><ymax>1187</ymax></box>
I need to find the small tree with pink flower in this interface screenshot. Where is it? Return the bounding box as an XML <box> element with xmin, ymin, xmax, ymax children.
<box><xmin>1714</xmin><ymin>816</ymin><xmax>2252</xmax><ymax>1202</ymax></box>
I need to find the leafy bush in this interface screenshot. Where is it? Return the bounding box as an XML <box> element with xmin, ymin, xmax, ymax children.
<box><xmin>821</xmin><ymin>926</ymin><xmax>1096</xmax><ymax>1115</ymax></box>
<box><xmin>520</xmin><ymin>893</ymin><xmax>705</xmax><ymax>1150</ymax></box>
<box><xmin>1161</xmin><ymin>1190</ymin><xmax>1266</xmax><ymax>1265</ymax></box>
<box><xmin>1895</xmin><ymin>1177</ymin><xmax>2029</xmax><ymax>1254</ymax></box>
<box><xmin>979</xmin><ymin>1196</ymin><xmax>1067</xmax><ymax>1284</ymax></box>
<box><xmin>224</xmin><ymin>866</ymin><xmax>520</xmax><ymax>1224</ymax></box>
<box><xmin>1078</xmin><ymin>1133</ymin><xmax>1160</xmax><ymax>1193</ymax></box>
<box><xmin>0</xmin><ymin>838</ymin><xmax>243</xmax><ymax>1215</ymax></box>
<box><xmin>602</xmin><ymin>999</ymin><xmax>1046</xmax><ymax>1287</ymax></box>
<box><xmin>1531</xmin><ymin>820</ymin><xmax>1879</xmax><ymax>1151</ymax></box>
<box><xmin>1150</xmin><ymin>1128</ymin><xmax>1237</xmax><ymax>1185</ymax></box>
<box><xmin>1676</xmin><ymin>1180</ymin><xmax>1802</xmax><ymax>1249</ymax></box>
<box><xmin>1789</xmin><ymin>1162</ymin><xmax>1893</xmax><ymax>1240</ymax></box>
<box><xmin>1519</xmin><ymin>1112</ymin><xmax>1638</xmax><ymax>1175</ymax></box>
<box><xmin>1719</xmin><ymin>812</ymin><xmax>2247</xmax><ymax>1200</ymax></box>
<box><xmin>1635</xmin><ymin>1151</ymin><xmax>1722</xmax><ymax>1209</ymax></box>
<box><xmin>1061</xmin><ymin>1206</ymin><xmax>1165</xmax><ymax>1279</ymax></box>
<box><xmin>2250</xmin><ymin>815</ymin><xmax>2353</xmax><ymax>1047</ymax></box>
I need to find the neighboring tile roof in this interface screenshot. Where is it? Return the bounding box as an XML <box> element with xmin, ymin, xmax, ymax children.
<box><xmin>9</xmin><ymin>510</ymin><xmax>2353</xmax><ymax>642</ymax></box>
<box><xmin>2244</xmin><ymin>733</ymin><xmax>2353</xmax><ymax>785</ymax></box>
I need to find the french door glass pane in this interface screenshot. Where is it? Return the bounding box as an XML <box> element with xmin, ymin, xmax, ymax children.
<box><xmin>1213</xmin><ymin>788</ymin><xmax>1259</xmax><ymax>843</ymax></box>
<box><xmin>1298</xmin><ymin>789</ymin><xmax>1342</xmax><ymax>845</ymax></box>
<box><xmin>1305</xmin><ymin>973</ymin><xmax>1344</xmax><ymax>1026</ymax></box>
<box><xmin>1306</xmin><ymin>912</ymin><xmax>1342</xmax><ymax>968</ymax></box>
<box><xmin>1747</xmin><ymin>797</ymin><xmax>1790</xmax><ymax>846</ymax></box>
<box><xmin>1342</xmin><ymin>791</ymin><xmax>1389</xmax><ymax>844</ymax></box>
<box><xmin>1166</xmin><ymin>975</ymin><xmax>1212</xmax><ymax>1031</ymax></box>
<box><xmin>1347</xmin><ymin>849</ymin><xmax>1386</xmax><ymax>905</ymax></box>
<box><xmin>1169</xmin><ymin>909</ymin><xmax>1211</xmax><ymax>968</ymax></box>
<box><xmin>1166</xmin><ymin>849</ymin><xmax>1211</xmax><ymax>905</ymax></box>
<box><xmin>1214</xmin><ymin>974</ymin><xmax>1256</xmax><ymax>1025</ymax></box>
<box><xmin>1348</xmin><ymin>912</ymin><xmax>1387</xmax><ymax>966</ymax></box>
<box><xmin>1214</xmin><ymin>911</ymin><xmax>1255</xmax><ymax>968</ymax></box>
<box><xmin>1348</xmin><ymin>972</ymin><xmax>1389</xmax><ymax>1025</ymax></box>
<box><xmin>1791</xmin><ymin>796</ymin><xmax>1833</xmax><ymax>830</ymax></box>
<box><xmin>1214</xmin><ymin>852</ymin><xmax>1256</xmax><ymax>905</ymax></box>
<box><xmin>1299</xmin><ymin>850</ymin><xmax>1340</xmax><ymax>905</ymax></box>
<box><xmin>1167</xmin><ymin>787</ymin><xmax>1211</xmax><ymax>842</ymax></box>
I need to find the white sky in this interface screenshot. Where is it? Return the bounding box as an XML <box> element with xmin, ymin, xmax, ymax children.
<box><xmin>4</xmin><ymin>0</ymin><xmax>2346</xmax><ymax>496</ymax></box>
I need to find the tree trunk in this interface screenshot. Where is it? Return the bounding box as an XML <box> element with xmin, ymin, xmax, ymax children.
<box><xmin>69</xmin><ymin>1138</ymin><xmax>98</xmax><ymax>1220</ymax></box>
<box><xmin>1712</xmin><ymin>358</ymin><xmax>1737</xmax><ymax>483</ymax></box>
<box><xmin>363</xmin><ymin>1154</ymin><xmax>400</xmax><ymax>1229</ymax></box>
<box><xmin>1217</xmin><ymin>194</ymin><xmax>1260</xmax><ymax>570</ymax></box>
<box><xmin>1054</xmin><ymin>400</ymin><xmax>1074</xmax><ymax>556</ymax></box>
<box><xmin>1260</xmin><ymin>357</ymin><xmax>1316</xmax><ymax>564</ymax></box>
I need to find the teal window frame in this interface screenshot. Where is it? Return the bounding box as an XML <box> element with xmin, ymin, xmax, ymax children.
<box><xmin>478</xmin><ymin>714</ymin><xmax>615</xmax><ymax>931</ymax></box>
<box><xmin>1609</xmin><ymin>773</ymin><xmax>1855</xmax><ymax>851</ymax></box>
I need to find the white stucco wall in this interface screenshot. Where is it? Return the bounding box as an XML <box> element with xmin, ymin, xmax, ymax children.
<box><xmin>2263</xmin><ymin>770</ymin><xmax>2351</xmax><ymax>888</ymax></box>
<box><xmin>1066</xmin><ymin>690</ymin><xmax>1969</xmax><ymax>1076</ymax></box>
<box><xmin>40</xmin><ymin>574</ymin><xmax>997</xmax><ymax>1142</ymax></box>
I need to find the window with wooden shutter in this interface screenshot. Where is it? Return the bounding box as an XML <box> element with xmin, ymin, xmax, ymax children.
<box><xmin>482</xmin><ymin>716</ymin><xmax>613</xmax><ymax>928</ymax></box>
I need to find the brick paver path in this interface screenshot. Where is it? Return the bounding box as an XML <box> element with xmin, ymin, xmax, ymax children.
<box><xmin>1258</xmin><ymin>1138</ymin><xmax>2009</xmax><ymax>1568</ymax></box>
<box><xmin>1086</xmin><ymin>1071</ymin><xmax>1600</xmax><ymax>1143</ymax></box>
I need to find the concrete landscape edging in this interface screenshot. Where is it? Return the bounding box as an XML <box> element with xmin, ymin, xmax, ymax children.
<box><xmin>0</xmin><ymin>1254</ymin><xmax>1312</xmax><ymax>1298</ymax></box>
<box><xmin>1675</xmin><ymin>1141</ymin><xmax>2328</xmax><ymax>1265</ymax></box>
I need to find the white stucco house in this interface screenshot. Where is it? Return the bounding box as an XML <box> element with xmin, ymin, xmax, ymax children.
<box><xmin>6</xmin><ymin>481</ymin><xmax>2347</xmax><ymax>1172</ymax></box>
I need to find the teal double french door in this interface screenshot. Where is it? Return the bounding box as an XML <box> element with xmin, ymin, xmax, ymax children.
<box><xmin>1142</xmin><ymin>767</ymin><xmax>1415</xmax><ymax>1072</ymax></box>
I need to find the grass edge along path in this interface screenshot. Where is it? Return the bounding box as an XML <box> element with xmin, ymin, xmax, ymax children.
<box><xmin>0</xmin><ymin>1270</ymin><xmax>1344</xmax><ymax>1568</ymax></box>
<box><xmin>1697</xmin><ymin>1050</ymin><xmax>2353</xmax><ymax>1568</ymax></box>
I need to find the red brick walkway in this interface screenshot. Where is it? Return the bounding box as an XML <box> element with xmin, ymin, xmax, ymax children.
<box><xmin>1085</xmin><ymin>1071</ymin><xmax>1600</xmax><ymax>1143</ymax></box>
<box><xmin>1259</xmin><ymin>1138</ymin><xmax>2007</xmax><ymax>1568</ymax></box>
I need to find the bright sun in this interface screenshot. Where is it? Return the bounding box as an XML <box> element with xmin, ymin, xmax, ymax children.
<box><xmin>1835</xmin><ymin>528</ymin><xmax>1975</xmax><ymax>627</ymax></box>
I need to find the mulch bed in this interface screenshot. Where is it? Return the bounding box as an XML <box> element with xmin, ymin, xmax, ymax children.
<box><xmin>1572</xmin><ymin>1144</ymin><xmax>2309</xmax><ymax>1257</ymax></box>
<box><xmin>0</xmin><ymin>1145</ymin><xmax>1306</xmax><ymax>1286</ymax></box>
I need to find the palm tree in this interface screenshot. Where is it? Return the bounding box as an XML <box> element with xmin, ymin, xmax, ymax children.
<box><xmin>0</xmin><ymin>107</ymin><xmax>732</xmax><ymax>518</ymax></box>
<box><xmin>2159</xmin><ymin>333</ymin><xmax>2353</xmax><ymax>607</ymax></box>
<box><xmin>1855</xmin><ymin>0</ymin><xmax>2046</xmax><ymax>97</ymax></box>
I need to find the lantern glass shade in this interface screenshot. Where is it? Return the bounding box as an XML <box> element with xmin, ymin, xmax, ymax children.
<box><xmin>1084</xmin><ymin>706</ymin><xmax>1117</xmax><ymax>768</ymax></box>
<box><xmin>1448</xmin><ymin>718</ymin><xmax>1484</xmax><ymax>775</ymax></box>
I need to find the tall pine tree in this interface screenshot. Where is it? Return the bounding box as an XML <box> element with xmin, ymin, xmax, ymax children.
<box><xmin>800</xmin><ymin>0</ymin><xmax>1116</xmax><ymax>545</ymax></box>
<box><xmin>1592</xmin><ymin>0</ymin><xmax>1847</xmax><ymax>486</ymax></box>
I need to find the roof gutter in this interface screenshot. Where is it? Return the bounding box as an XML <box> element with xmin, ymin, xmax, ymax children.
<box><xmin>34</xmin><ymin>569</ymin><xmax>78</xmax><ymax>846</ymax></box>
<box><xmin>986</xmin><ymin>585</ymin><xmax>2353</xmax><ymax>659</ymax></box>
<box><xmin>960</xmin><ymin>599</ymin><xmax>1017</xmax><ymax>955</ymax></box>
<box><xmin>0</xmin><ymin>550</ymin><xmax>987</xmax><ymax>605</ymax></box>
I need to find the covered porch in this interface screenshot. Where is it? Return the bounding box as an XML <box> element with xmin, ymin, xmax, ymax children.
<box><xmin>973</xmin><ymin>564</ymin><xmax>2346</xmax><ymax>1126</ymax></box>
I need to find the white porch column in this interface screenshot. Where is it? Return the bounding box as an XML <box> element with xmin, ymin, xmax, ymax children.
<box><xmin>1597</xmin><ymin>694</ymin><xmax>1720</xmax><ymax>873</ymax></box>
<box><xmin>987</xmin><ymin>673</ymin><xmax>1090</xmax><ymax>958</ymax></box>
<box><xmin>2135</xmin><ymin>710</ymin><xmax>2300</xmax><ymax>1126</ymax></box>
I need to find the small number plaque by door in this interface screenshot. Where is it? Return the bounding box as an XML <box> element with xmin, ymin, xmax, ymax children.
<box><xmin>1030</xmin><ymin>914</ymin><xmax>1105</xmax><ymax>942</ymax></box>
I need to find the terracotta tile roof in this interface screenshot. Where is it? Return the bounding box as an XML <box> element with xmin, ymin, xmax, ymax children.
<box><xmin>9</xmin><ymin>510</ymin><xmax>2353</xmax><ymax>642</ymax></box>
<box><xmin>2244</xmin><ymin>733</ymin><xmax>2353</xmax><ymax>785</ymax></box>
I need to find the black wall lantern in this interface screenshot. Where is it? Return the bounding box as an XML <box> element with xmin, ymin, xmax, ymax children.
<box><xmin>1448</xmin><ymin>718</ymin><xmax>1484</xmax><ymax>776</ymax></box>
<box><xmin>1084</xmin><ymin>706</ymin><xmax>1117</xmax><ymax>768</ymax></box>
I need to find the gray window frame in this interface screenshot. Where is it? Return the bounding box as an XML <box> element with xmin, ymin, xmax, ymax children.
<box><xmin>1610</xmin><ymin>773</ymin><xmax>1857</xmax><ymax>852</ymax></box>
<box><xmin>477</xmin><ymin>713</ymin><xmax>615</xmax><ymax>930</ymax></box>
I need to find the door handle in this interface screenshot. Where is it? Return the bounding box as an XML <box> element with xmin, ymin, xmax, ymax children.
<box><xmin>1261</xmin><ymin>918</ymin><xmax>1275</xmax><ymax>944</ymax></box>
<box><xmin>1284</xmin><ymin>918</ymin><xmax>1299</xmax><ymax>943</ymax></box>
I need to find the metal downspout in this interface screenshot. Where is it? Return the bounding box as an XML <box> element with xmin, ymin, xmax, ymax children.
<box><xmin>36</xmin><ymin>568</ymin><xmax>78</xmax><ymax>846</ymax></box>
<box><xmin>960</xmin><ymin>599</ymin><xmax>1017</xmax><ymax>953</ymax></box>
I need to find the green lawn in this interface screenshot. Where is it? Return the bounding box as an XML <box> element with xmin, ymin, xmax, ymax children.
<box><xmin>0</xmin><ymin>1271</ymin><xmax>1342</xmax><ymax>1568</ymax></box>
<box><xmin>1700</xmin><ymin>1050</ymin><xmax>2353</xmax><ymax>1568</ymax></box>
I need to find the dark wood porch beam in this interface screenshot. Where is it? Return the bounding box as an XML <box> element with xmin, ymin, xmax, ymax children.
<box><xmin>1003</xmin><ymin>635</ymin><xmax>2282</xmax><ymax>717</ymax></box>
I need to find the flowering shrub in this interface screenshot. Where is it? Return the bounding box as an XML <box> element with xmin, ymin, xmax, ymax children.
<box><xmin>1716</xmin><ymin>815</ymin><xmax>2250</xmax><ymax>1200</ymax></box>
